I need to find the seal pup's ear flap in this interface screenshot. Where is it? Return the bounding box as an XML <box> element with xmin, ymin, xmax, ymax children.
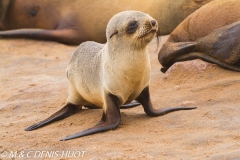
<box><xmin>110</xmin><ymin>29</ymin><xmax>118</xmax><ymax>39</ymax></box>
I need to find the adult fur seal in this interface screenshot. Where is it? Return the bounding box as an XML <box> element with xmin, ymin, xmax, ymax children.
<box><xmin>0</xmin><ymin>0</ymin><xmax>213</xmax><ymax>45</ymax></box>
<box><xmin>25</xmin><ymin>11</ymin><xmax>196</xmax><ymax>141</ymax></box>
<box><xmin>158</xmin><ymin>0</ymin><xmax>240</xmax><ymax>72</ymax></box>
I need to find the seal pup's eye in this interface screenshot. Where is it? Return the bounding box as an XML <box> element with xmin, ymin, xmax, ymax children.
<box><xmin>110</xmin><ymin>30</ymin><xmax>118</xmax><ymax>39</ymax></box>
<box><xmin>127</xmin><ymin>21</ymin><xmax>138</xmax><ymax>34</ymax></box>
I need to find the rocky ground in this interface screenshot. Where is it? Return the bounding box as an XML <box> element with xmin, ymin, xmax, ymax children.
<box><xmin>0</xmin><ymin>36</ymin><xmax>240</xmax><ymax>160</ymax></box>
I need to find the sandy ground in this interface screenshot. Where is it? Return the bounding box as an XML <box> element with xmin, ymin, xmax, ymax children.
<box><xmin>1</xmin><ymin>36</ymin><xmax>240</xmax><ymax>160</ymax></box>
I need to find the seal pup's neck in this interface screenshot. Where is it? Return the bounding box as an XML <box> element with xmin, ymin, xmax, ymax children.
<box><xmin>104</xmin><ymin>41</ymin><xmax>150</xmax><ymax>67</ymax></box>
<box><xmin>100</xmin><ymin>11</ymin><xmax>158</xmax><ymax>104</ymax></box>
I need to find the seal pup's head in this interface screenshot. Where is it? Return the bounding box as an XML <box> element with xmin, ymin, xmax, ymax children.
<box><xmin>106</xmin><ymin>10</ymin><xmax>158</xmax><ymax>49</ymax></box>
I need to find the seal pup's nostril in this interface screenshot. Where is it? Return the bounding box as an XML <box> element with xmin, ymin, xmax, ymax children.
<box><xmin>151</xmin><ymin>20</ymin><xmax>156</xmax><ymax>26</ymax></box>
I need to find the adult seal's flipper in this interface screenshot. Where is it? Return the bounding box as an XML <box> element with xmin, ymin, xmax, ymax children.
<box><xmin>0</xmin><ymin>28</ymin><xmax>81</xmax><ymax>45</ymax></box>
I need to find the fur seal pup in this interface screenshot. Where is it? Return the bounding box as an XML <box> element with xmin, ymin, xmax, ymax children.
<box><xmin>0</xmin><ymin>0</ymin><xmax>213</xmax><ymax>45</ymax></box>
<box><xmin>25</xmin><ymin>11</ymin><xmax>196</xmax><ymax>141</ymax></box>
<box><xmin>158</xmin><ymin>0</ymin><xmax>240</xmax><ymax>72</ymax></box>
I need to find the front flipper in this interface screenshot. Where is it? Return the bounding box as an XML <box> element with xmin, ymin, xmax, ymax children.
<box><xmin>0</xmin><ymin>28</ymin><xmax>81</xmax><ymax>45</ymax></box>
<box><xmin>60</xmin><ymin>93</ymin><xmax>121</xmax><ymax>141</ymax></box>
<box><xmin>25</xmin><ymin>103</ymin><xmax>79</xmax><ymax>131</ymax></box>
<box><xmin>136</xmin><ymin>86</ymin><xmax>196</xmax><ymax>117</ymax></box>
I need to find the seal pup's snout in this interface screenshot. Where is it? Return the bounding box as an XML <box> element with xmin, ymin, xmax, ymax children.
<box><xmin>137</xmin><ymin>17</ymin><xmax>158</xmax><ymax>40</ymax></box>
<box><xmin>150</xmin><ymin>19</ymin><xmax>158</xmax><ymax>32</ymax></box>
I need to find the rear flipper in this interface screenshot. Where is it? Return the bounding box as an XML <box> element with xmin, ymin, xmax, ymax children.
<box><xmin>0</xmin><ymin>28</ymin><xmax>81</xmax><ymax>45</ymax></box>
<box><xmin>163</xmin><ymin>52</ymin><xmax>240</xmax><ymax>72</ymax></box>
<box><xmin>120</xmin><ymin>100</ymin><xmax>140</xmax><ymax>109</ymax></box>
<box><xmin>136</xmin><ymin>86</ymin><xmax>196</xmax><ymax>117</ymax></box>
<box><xmin>60</xmin><ymin>93</ymin><xmax>121</xmax><ymax>141</ymax></box>
<box><xmin>84</xmin><ymin>100</ymin><xmax>140</xmax><ymax>109</ymax></box>
<box><xmin>25</xmin><ymin>103</ymin><xmax>79</xmax><ymax>131</ymax></box>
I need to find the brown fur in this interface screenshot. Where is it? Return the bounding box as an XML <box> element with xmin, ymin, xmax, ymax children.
<box><xmin>158</xmin><ymin>0</ymin><xmax>240</xmax><ymax>72</ymax></box>
<box><xmin>0</xmin><ymin>0</ymin><xmax>10</xmax><ymax>27</ymax></box>
<box><xmin>0</xmin><ymin>0</ymin><xmax>213</xmax><ymax>45</ymax></box>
